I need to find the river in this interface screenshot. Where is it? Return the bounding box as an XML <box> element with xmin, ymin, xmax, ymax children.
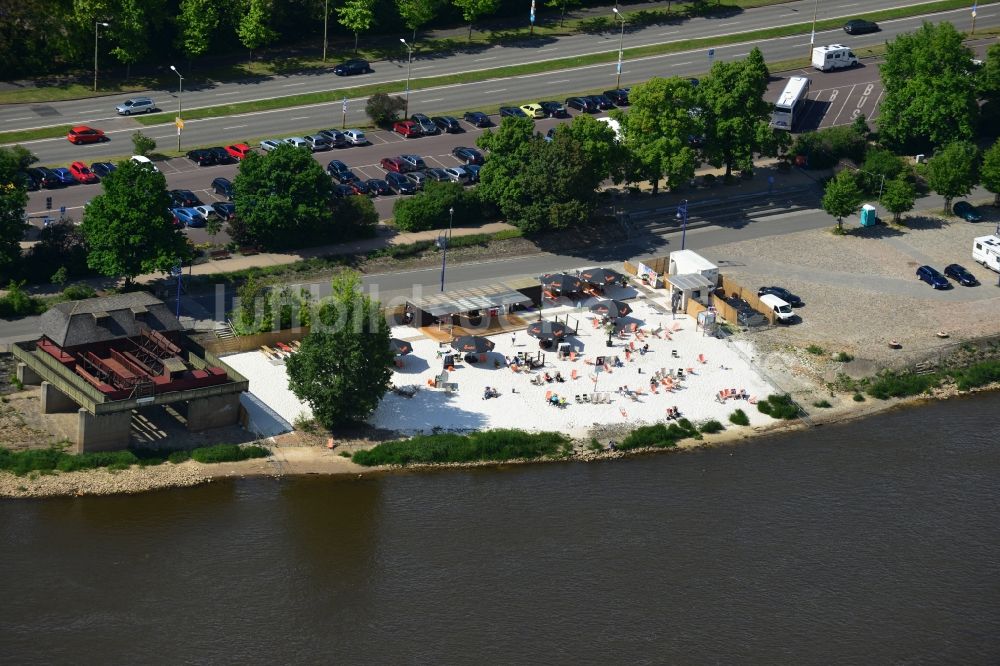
<box><xmin>2</xmin><ymin>394</ymin><xmax>999</xmax><ymax>664</ymax></box>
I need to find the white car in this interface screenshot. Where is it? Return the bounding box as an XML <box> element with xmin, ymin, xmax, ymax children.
<box><xmin>130</xmin><ymin>155</ymin><xmax>159</xmax><ymax>172</ymax></box>
<box><xmin>342</xmin><ymin>129</ymin><xmax>367</xmax><ymax>145</ymax></box>
<box><xmin>284</xmin><ymin>137</ymin><xmax>310</xmax><ymax>149</ymax></box>
<box><xmin>443</xmin><ymin>166</ymin><xmax>469</xmax><ymax>184</ymax></box>
<box><xmin>260</xmin><ymin>139</ymin><xmax>282</xmax><ymax>152</ymax></box>
<box><xmin>192</xmin><ymin>205</ymin><xmax>217</xmax><ymax>220</ymax></box>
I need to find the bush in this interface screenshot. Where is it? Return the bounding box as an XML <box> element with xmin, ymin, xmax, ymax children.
<box><xmin>393</xmin><ymin>181</ymin><xmax>482</xmax><ymax>232</ymax></box>
<box><xmin>618</xmin><ymin>421</ymin><xmax>698</xmax><ymax>451</ymax></box>
<box><xmin>167</xmin><ymin>450</ymin><xmax>191</xmax><ymax>464</ymax></box>
<box><xmin>866</xmin><ymin>370</ymin><xmax>940</xmax><ymax>399</ymax></box>
<box><xmin>792</xmin><ymin>125</ymin><xmax>867</xmax><ymax>170</ymax></box>
<box><xmin>729</xmin><ymin>408</ymin><xmax>750</xmax><ymax>426</ymax></box>
<box><xmin>699</xmin><ymin>420</ymin><xmax>724</xmax><ymax>434</ymax></box>
<box><xmin>834</xmin><ymin>351</ymin><xmax>854</xmax><ymax>362</ymax></box>
<box><xmin>853</xmin><ymin>393</ymin><xmax>866</xmax><ymax>402</ymax></box>
<box><xmin>352</xmin><ymin>429</ymin><xmax>569</xmax><ymax>466</ymax></box>
<box><xmin>756</xmin><ymin>394</ymin><xmax>800</xmax><ymax>419</ymax></box>
<box><xmin>806</xmin><ymin>345</ymin><xmax>825</xmax><ymax>355</ymax></box>
<box><xmin>951</xmin><ymin>359</ymin><xmax>1000</xmax><ymax>391</ymax></box>
<box><xmin>189</xmin><ymin>443</ymin><xmax>270</xmax><ymax>464</ymax></box>
<box><xmin>0</xmin><ymin>281</ymin><xmax>43</xmax><ymax>317</ymax></box>
<box><xmin>62</xmin><ymin>284</ymin><xmax>97</xmax><ymax>301</ymax></box>
<box><xmin>861</xmin><ymin>148</ymin><xmax>907</xmax><ymax>193</ymax></box>
<box><xmin>22</xmin><ymin>220</ymin><xmax>92</xmax><ymax>283</ymax></box>
<box><xmin>812</xmin><ymin>399</ymin><xmax>832</xmax><ymax>408</ymax></box>
<box><xmin>365</xmin><ymin>92</ymin><xmax>406</xmax><ymax>128</ymax></box>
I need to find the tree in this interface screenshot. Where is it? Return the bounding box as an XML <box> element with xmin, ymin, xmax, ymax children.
<box><xmin>926</xmin><ymin>140</ymin><xmax>979</xmax><ymax>214</ymax></box>
<box><xmin>860</xmin><ymin>148</ymin><xmax>906</xmax><ymax>196</ymax></box>
<box><xmin>0</xmin><ymin>146</ymin><xmax>34</xmax><ymax>281</ymax></box>
<box><xmin>237</xmin><ymin>0</ymin><xmax>278</xmax><ymax>61</ymax></box>
<box><xmin>232</xmin><ymin>143</ymin><xmax>333</xmax><ymax>250</ymax></box>
<box><xmin>545</xmin><ymin>0</ymin><xmax>581</xmax><ymax>27</ymax></box>
<box><xmin>821</xmin><ymin>170</ymin><xmax>863</xmax><ymax>232</ymax></box>
<box><xmin>981</xmin><ymin>139</ymin><xmax>1000</xmax><ymax>207</ymax></box>
<box><xmin>81</xmin><ymin>159</ymin><xmax>188</xmax><ymax>285</ymax></box>
<box><xmin>393</xmin><ymin>181</ymin><xmax>481</xmax><ymax>231</ymax></box>
<box><xmin>880</xmin><ymin>177</ymin><xmax>916</xmax><ymax>224</ymax></box>
<box><xmin>878</xmin><ymin>21</ymin><xmax>979</xmax><ymax>151</ymax></box>
<box><xmin>699</xmin><ymin>48</ymin><xmax>778</xmax><ymax>178</ymax></box>
<box><xmin>177</xmin><ymin>0</ymin><xmax>221</xmax><ymax>62</ymax></box>
<box><xmin>337</xmin><ymin>0</ymin><xmax>375</xmax><ymax>54</ymax></box>
<box><xmin>397</xmin><ymin>0</ymin><xmax>439</xmax><ymax>42</ymax></box>
<box><xmin>452</xmin><ymin>0</ymin><xmax>498</xmax><ymax>40</ymax></box>
<box><xmin>560</xmin><ymin>114</ymin><xmax>625</xmax><ymax>185</ymax></box>
<box><xmin>616</xmin><ymin>76</ymin><xmax>698</xmax><ymax>195</ymax></box>
<box><xmin>131</xmin><ymin>131</ymin><xmax>156</xmax><ymax>156</ymax></box>
<box><xmin>286</xmin><ymin>271</ymin><xmax>394</xmax><ymax>429</ymax></box>
<box><xmin>365</xmin><ymin>92</ymin><xmax>407</xmax><ymax>128</ymax></box>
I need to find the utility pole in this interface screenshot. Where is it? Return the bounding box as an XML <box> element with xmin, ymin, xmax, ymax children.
<box><xmin>93</xmin><ymin>21</ymin><xmax>109</xmax><ymax>92</ymax></box>
<box><xmin>400</xmin><ymin>38</ymin><xmax>413</xmax><ymax>118</ymax></box>
<box><xmin>613</xmin><ymin>8</ymin><xmax>626</xmax><ymax>90</ymax></box>
<box><xmin>808</xmin><ymin>0</ymin><xmax>819</xmax><ymax>58</ymax></box>
<box><xmin>323</xmin><ymin>0</ymin><xmax>329</xmax><ymax>62</ymax></box>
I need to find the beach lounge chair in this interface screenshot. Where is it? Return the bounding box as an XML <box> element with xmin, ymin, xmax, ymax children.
<box><xmin>677</xmin><ymin>368</ymin><xmax>684</xmax><ymax>378</ymax></box>
<box><xmin>620</xmin><ymin>408</ymin><xmax>628</xmax><ymax>418</ymax></box>
<box><xmin>571</xmin><ymin>369</ymin><xmax>578</xmax><ymax>380</ymax></box>
<box><xmin>583</xmin><ymin>394</ymin><xmax>590</xmax><ymax>403</ymax></box>
<box><xmin>575</xmin><ymin>394</ymin><xmax>581</xmax><ymax>403</ymax></box>
<box><xmin>698</xmin><ymin>353</ymin><xmax>706</xmax><ymax>364</ymax></box>
<box><xmin>545</xmin><ymin>390</ymin><xmax>553</xmax><ymax>403</ymax></box>
<box><xmin>569</xmin><ymin>352</ymin><xmax>577</xmax><ymax>362</ymax></box>
<box><xmin>687</xmin><ymin>367</ymin><xmax>695</xmax><ymax>375</ymax></box>
<box><xmin>671</xmin><ymin>322</ymin><xmax>681</xmax><ymax>332</ymax></box>
<box><xmin>511</xmin><ymin>364</ymin><xmax>521</xmax><ymax>372</ymax></box>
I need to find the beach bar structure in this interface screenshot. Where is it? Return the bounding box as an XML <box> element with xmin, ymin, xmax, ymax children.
<box><xmin>405</xmin><ymin>278</ymin><xmax>541</xmax><ymax>328</ymax></box>
<box><xmin>667</xmin><ymin>250</ymin><xmax>719</xmax><ymax>309</ymax></box>
<box><xmin>12</xmin><ymin>293</ymin><xmax>248</xmax><ymax>452</ymax></box>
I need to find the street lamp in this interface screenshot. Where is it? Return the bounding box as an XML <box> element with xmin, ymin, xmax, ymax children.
<box><xmin>612</xmin><ymin>8</ymin><xmax>626</xmax><ymax>90</ymax></box>
<box><xmin>439</xmin><ymin>207</ymin><xmax>454</xmax><ymax>292</ymax></box>
<box><xmin>401</xmin><ymin>38</ymin><xmax>413</xmax><ymax>118</ymax></box>
<box><xmin>322</xmin><ymin>0</ymin><xmax>330</xmax><ymax>62</ymax></box>
<box><xmin>93</xmin><ymin>21</ymin><xmax>109</xmax><ymax>92</ymax></box>
<box><xmin>808</xmin><ymin>0</ymin><xmax>819</xmax><ymax>58</ymax></box>
<box><xmin>676</xmin><ymin>199</ymin><xmax>689</xmax><ymax>250</ymax></box>
<box><xmin>170</xmin><ymin>65</ymin><xmax>184</xmax><ymax>151</ymax></box>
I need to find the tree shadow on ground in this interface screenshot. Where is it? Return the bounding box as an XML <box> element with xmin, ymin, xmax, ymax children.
<box><xmin>899</xmin><ymin>215</ymin><xmax>947</xmax><ymax>231</ymax></box>
<box><xmin>847</xmin><ymin>223</ymin><xmax>904</xmax><ymax>238</ymax></box>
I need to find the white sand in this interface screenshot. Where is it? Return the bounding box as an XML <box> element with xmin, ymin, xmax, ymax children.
<box><xmin>225</xmin><ymin>297</ymin><xmax>778</xmax><ymax>438</ymax></box>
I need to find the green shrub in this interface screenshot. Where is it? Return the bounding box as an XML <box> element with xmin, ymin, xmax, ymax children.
<box><xmin>62</xmin><ymin>284</ymin><xmax>97</xmax><ymax>301</ymax></box>
<box><xmin>699</xmin><ymin>420</ymin><xmax>724</xmax><ymax>434</ymax></box>
<box><xmin>392</xmin><ymin>181</ymin><xmax>482</xmax><ymax>232</ymax></box>
<box><xmin>618</xmin><ymin>421</ymin><xmax>698</xmax><ymax>451</ymax></box>
<box><xmin>0</xmin><ymin>281</ymin><xmax>43</xmax><ymax>317</ymax></box>
<box><xmin>167</xmin><ymin>450</ymin><xmax>191</xmax><ymax>464</ymax></box>
<box><xmin>866</xmin><ymin>370</ymin><xmax>940</xmax><ymax>399</ymax></box>
<box><xmin>587</xmin><ymin>438</ymin><xmax>604</xmax><ymax>452</ymax></box>
<box><xmin>756</xmin><ymin>394</ymin><xmax>800</xmax><ymax>419</ymax></box>
<box><xmin>352</xmin><ymin>429</ymin><xmax>568</xmax><ymax>466</ymax></box>
<box><xmin>812</xmin><ymin>399</ymin><xmax>832</xmax><ymax>408</ymax></box>
<box><xmin>853</xmin><ymin>393</ymin><xmax>866</xmax><ymax>402</ymax></box>
<box><xmin>190</xmin><ymin>443</ymin><xmax>270</xmax><ymax>463</ymax></box>
<box><xmin>806</xmin><ymin>345</ymin><xmax>825</xmax><ymax>355</ymax></box>
<box><xmin>951</xmin><ymin>359</ymin><xmax>1000</xmax><ymax>391</ymax></box>
<box><xmin>729</xmin><ymin>409</ymin><xmax>750</xmax><ymax>426</ymax></box>
<box><xmin>834</xmin><ymin>351</ymin><xmax>854</xmax><ymax>362</ymax></box>
<box><xmin>792</xmin><ymin>124</ymin><xmax>867</xmax><ymax>170</ymax></box>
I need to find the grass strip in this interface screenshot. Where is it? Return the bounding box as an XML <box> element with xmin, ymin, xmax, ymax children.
<box><xmin>351</xmin><ymin>429</ymin><xmax>571</xmax><ymax>466</ymax></box>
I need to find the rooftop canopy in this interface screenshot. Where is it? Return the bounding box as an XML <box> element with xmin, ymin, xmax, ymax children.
<box><xmin>407</xmin><ymin>282</ymin><xmax>534</xmax><ymax>318</ymax></box>
<box><xmin>666</xmin><ymin>273</ymin><xmax>716</xmax><ymax>292</ymax></box>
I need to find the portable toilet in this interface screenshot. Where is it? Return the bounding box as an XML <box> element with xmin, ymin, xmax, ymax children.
<box><xmin>859</xmin><ymin>204</ymin><xmax>878</xmax><ymax>227</ymax></box>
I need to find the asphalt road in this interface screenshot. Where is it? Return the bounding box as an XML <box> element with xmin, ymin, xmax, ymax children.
<box><xmin>0</xmin><ymin>0</ymin><xmax>966</xmax><ymax>134</ymax></box>
<box><xmin>10</xmin><ymin>4</ymin><xmax>999</xmax><ymax>167</ymax></box>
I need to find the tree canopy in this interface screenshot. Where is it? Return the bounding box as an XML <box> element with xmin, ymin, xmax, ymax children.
<box><xmin>337</xmin><ymin>0</ymin><xmax>376</xmax><ymax>54</ymax></box>
<box><xmin>452</xmin><ymin>0</ymin><xmax>499</xmax><ymax>40</ymax></box>
<box><xmin>880</xmin><ymin>177</ymin><xmax>916</xmax><ymax>224</ymax></box>
<box><xmin>81</xmin><ymin>159</ymin><xmax>188</xmax><ymax>284</ymax></box>
<box><xmin>0</xmin><ymin>147</ymin><xmax>32</xmax><ymax>282</ymax></box>
<box><xmin>981</xmin><ymin>138</ymin><xmax>1000</xmax><ymax>207</ymax></box>
<box><xmin>397</xmin><ymin>0</ymin><xmax>439</xmax><ymax>41</ymax></box>
<box><xmin>821</xmin><ymin>170</ymin><xmax>864</xmax><ymax>232</ymax></box>
<box><xmin>238</xmin><ymin>0</ymin><xmax>278</xmax><ymax>60</ymax></box>
<box><xmin>286</xmin><ymin>271</ymin><xmax>394</xmax><ymax>429</ymax></box>
<box><xmin>176</xmin><ymin>0</ymin><xmax>221</xmax><ymax>61</ymax></box>
<box><xmin>926</xmin><ymin>140</ymin><xmax>979</xmax><ymax>214</ymax></box>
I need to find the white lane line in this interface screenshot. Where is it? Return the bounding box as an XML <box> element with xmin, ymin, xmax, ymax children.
<box><xmin>841</xmin><ymin>2</ymin><xmax>859</xmax><ymax>6</ymax></box>
<box><xmin>658</xmin><ymin>30</ymin><xmax>679</xmax><ymax>36</ymax></box>
<box><xmin>412</xmin><ymin>66</ymin><xmax>434</xmax><ymax>71</ymax></box>
<box><xmin>289</xmin><ymin>116</ymin><xmax>309</xmax><ymax>121</ymax></box>
<box><xmin>215</xmin><ymin>91</ymin><xmax>241</xmax><ymax>96</ymax></box>
<box><xmin>29</xmin><ymin>205</ymin><xmax>84</xmax><ymax>216</ymax></box>
<box><xmin>422</xmin><ymin>98</ymin><xmax>443</xmax><ymax>103</ymax></box>
<box><xmin>7</xmin><ymin>117</ymin><xmax>31</xmax><ymax>121</ymax></box>
<box><xmin>78</xmin><ymin>109</ymin><xmax>102</xmax><ymax>114</ymax></box>
<box><xmin>474</xmin><ymin>56</ymin><xmax>497</xmax><ymax>62</ymax></box>
<box><xmin>537</xmin><ymin>48</ymin><xmax>557</xmax><ymax>52</ymax></box>
<box><xmin>483</xmin><ymin>89</ymin><xmax>507</xmax><ymax>94</ymax></box>
<box><xmin>282</xmin><ymin>82</ymin><xmax>307</xmax><ymax>87</ymax></box>
<box><xmin>223</xmin><ymin>124</ymin><xmax>248</xmax><ymax>130</ymax></box>
<box><xmin>548</xmin><ymin>80</ymin><xmax>570</xmax><ymax>84</ymax></box>
<box><xmin>673</xmin><ymin>61</ymin><xmax>692</xmax><ymax>66</ymax></box>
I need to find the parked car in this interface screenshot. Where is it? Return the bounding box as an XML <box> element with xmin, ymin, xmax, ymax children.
<box><xmin>587</xmin><ymin>94</ymin><xmax>615</xmax><ymax>110</ymax></box>
<box><xmin>192</xmin><ymin>204</ymin><xmax>217</xmax><ymax>220</ymax></box>
<box><xmin>757</xmin><ymin>286</ymin><xmax>803</xmax><ymax>307</ymax></box>
<box><xmin>212</xmin><ymin>177</ymin><xmax>234</xmax><ymax>199</ymax></box>
<box><xmin>211</xmin><ymin>202</ymin><xmax>236</xmax><ymax>220</ymax></box>
<box><xmin>333</xmin><ymin>58</ymin><xmax>370</xmax><ymax>75</ymax></box>
<box><xmin>115</xmin><ymin>97</ymin><xmax>155</xmax><ymax>115</ymax></box>
<box><xmin>916</xmin><ymin>265</ymin><xmax>950</xmax><ymax>289</ymax></box>
<box><xmin>463</xmin><ymin>164</ymin><xmax>481</xmax><ymax>183</ymax></box>
<box><xmin>50</xmin><ymin>167</ymin><xmax>77</xmax><ymax>185</ymax></box>
<box><xmin>68</xmin><ymin>161</ymin><xmax>99</xmax><ymax>184</ymax></box>
<box><xmin>433</xmin><ymin>116</ymin><xmax>462</xmax><ymax>133</ymax></box>
<box><xmin>260</xmin><ymin>139</ymin><xmax>282</xmax><ymax>152</ymax></box>
<box><xmin>463</xmin><ymin>111</ymin><xmax>492</xmax><ymax>127</ymax></box>
<box><xmin>944</xmin><ymin>263</ymin><xmax>978</xmax><ymax>286</ymax></box>
<box><xmin>331</xmin><ymin>169</ymin><xmax>362</xmax><ymax>185</ymax></box>
<box><xmin>20</xmin><ymin>170</ymin><xmax>40</xmax><ymax>190</ymax></box>
<box><xmin>171</xmin><ymin>207</ymin><xmax>205</xmax><ymax>227</ymax></box>
<box><xmin>499</xmin><ymin>106</ymin><xmax>528</xmax><ymax>118</ymax></box>
<box><xmin>326</xmin><ymin>160</ymin><xmax>351</xmax><ymax>178</ymax></box>
<box><xmin>366</xmin><ymin>178</ymin><xmax>391</xmax><ymax>196</ymax></box>
<box><xmin>225</xmin><ymin>144</ymin><xmax>253</xmax><ymax>160</ymax></box>
<box><xmin>207</xmin><ymin>146</ymin><xmax>234</xmax><ymax>164</ymax></box>
<box><xmin>380</xmin><ymin>157</ymin><xmax>407</xmax><ymax>173</ymax></box>
<box><xmin>30</xmin><ymin>167</ymin><xmax>62</xmax><ymax>188</ymax></box>
<box><xmin>443</xmin><ymin>166</ymin><xmax>469</xmax><ymax>184</ymax></box>
<box><xmin>283</xmin><ymin>137</ymin><xmax>310</xmax><ymax>150</ymax></box>
<box><xmin>332</xmin><ymin>183</ymin><xmax>356</xmax><ymax>198</ymax></box>
<box><xmin>130</xmin><ymin>155</ymin><xmax>158</xmax><ymax>171</ymax></box>
<box><xmin>399</xmin><ymin>154</ymin><xmax>427</xmax><ymax>171</ymax></box>
<box><xmin>544</xmin><ymin>127</ymin><xmax>556</xmax><ymax>142</ymax></box>
<box><xmin>603</xmin><ymin>88</ymin><xmax>630</xmax><ymax>105</ymax></box>
<box><xmin>843</xmin><ymin>19</ymin><xmax>879</xmax><ymax>35</ymax></box>
<box><xmin>67</xmin><ymin>126</ymin><xmax>106</xmax><ymax>144</ymax></box>
<box><xmin>303</xmin><ymin>134</ymin><xmax>333</xmax><ymax>151</ymax></box>
<box><xmin>318</xmin><ymin>129</ymin><xmax>349</xmax><ymax>147</ymax></box>
<box><xmin>411</xmin><ymin>114</ymin><xmax>439</xmax><ymax>135</ymax></box>
<box><xmin>385</xmin><ymin>171</ymin><xmax>416</xmax><ymax>194</ymax></box>
<box><xmin>565</xmin><ymin>96</ymin><xmax>596</xmax><ymax>112</ymax></box>
<box><xmin>186</xmin><ymin>149</ymin><xmax>216</xmax><ymax>166</ymax></box>
<box><xmin>953</xmin><ymin>201</ymin><xmax>983</xmax><ymax>222</ymax></box>
<box><xmin>539</xmin><ymin>101</ymin><xmax>568</xmax><ymax>118</ymax></box>
<box><xmin>345</xmin><ymin>179</ymin><xmax>369</xmax><ymax>195</ymax></box>
<box><xmin>404</xmin><ymin>171</ymin><xmax>427</xmax><ymax>190</ymax></box>
<box><xmin>425</xmin><ymin>168</ymin><xmax>451</xmax><ymax>183</ymax></box>
<box><xmin>90</xmin><ymin>162</ymin><xmax>117</xmax><ymax>178</ymax></box>
<box><xmin>170</xmin><ymin>189</ymin><xmax>202</xmax><ymax>207</ymax></box>
<box><xmin>520</xmin><ymin>103</ymin><xmax>545</xmax><ymax>119</ymax></box>
<box><xmin>393</xmin><ymin>120</ymin><xmax>422</xmax><ymax>138</ymax></box>
<box><xmin>342</xmin><ymin>129</ymin><xmax>368</xmax><ymax>145</ymax></box>
<box><xmin>452</xmin><ymin>146</ymin><xmax>483</xmax><ymax>165</ymax></box>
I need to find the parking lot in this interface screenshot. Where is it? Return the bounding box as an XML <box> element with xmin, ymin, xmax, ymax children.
<box><xmin>766</xmin><ymin>62</ymin><xmax>885</xmax><ymax>132</ymax></box>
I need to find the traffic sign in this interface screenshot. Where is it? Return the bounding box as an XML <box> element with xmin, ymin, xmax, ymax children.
<box><xmin>175</xmin><ymin>117</ymin><xmax>184</xmax><ymax>129</ymax></box>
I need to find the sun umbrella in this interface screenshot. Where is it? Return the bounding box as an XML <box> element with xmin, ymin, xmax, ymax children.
<box><xmin>590</xmin><ymin>299</ymin><xmax>632</xmax><ymax>319</ymax></box>
<box><xmin>526</xmin><ymin>320</ymin><xmax>568</xmax><ymax>340</ymax></box>
<box><xmin>540</xmin><ymin>272</ymin><xmax>582</xmax><ymax>293</ymax></box>
<box><xmin>450</xmin><ymin>335</ymin><xmax>495</xmax><ymax>354</ymax></box>
<box><xmin>390</xmin><ymin>338</ymin><xmax>412</xmax><ymax>355</ymax></box>
<box><xmin>579</xmin><ymin>267</ymin><xmax>623</xmax><ymax>286</ymax></box>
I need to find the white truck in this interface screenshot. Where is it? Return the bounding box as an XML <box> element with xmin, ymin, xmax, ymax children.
<box><xmin>812</xmin><ymin>45</ymin><xmax>859</xmax><ymax>71</ymax></box>
<box><xmin>972</xmin><ymin>235</ymin><xmax>1000</xmax><ymax>272</ymax></box>
<box><xmin>770</xmin><ymin>76</ymin><xmax>811</xmax><ymax>130</ymax></box>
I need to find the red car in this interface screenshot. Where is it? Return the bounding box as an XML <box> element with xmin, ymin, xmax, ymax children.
<box><xmin>225</xmin><ymin>143</ymin><xmax>252</xmax><ymax>160</ymax></box>
<box><xmin>67</xmin><ymin>126</ymin><xmax>107</xmax><ymax>144</ymax></box>
<box><xmin>392</xmin><ymin>120</ymin><xmax>422</xmax><ymax>138</ymax></box>
<box><xmin>380</xmin><ymin>157</ymin><xmax>406</xmax><ymax>173</ymax></box>
<box><xmin>68</xmin><ymin>161</ymin><xmax>99</xmax><ymax>184</ymax></box>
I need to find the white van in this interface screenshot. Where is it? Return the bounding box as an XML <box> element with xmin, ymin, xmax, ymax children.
<box><xmin>972</xmin><ymin>235</ymin><xmax>1000</xmax><ymax>273</ymax></box>
<box><xmin>758</xmin><ymin>293</ymin><xmax>795</xmax><ymax>323</ymax></box>
<box><xmin>812</xmin><ymin>45</ymin><xmax>859</xmax><ymax>72</ymax></box>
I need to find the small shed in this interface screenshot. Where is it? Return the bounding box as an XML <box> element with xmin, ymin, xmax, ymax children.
<box><xmin>667</xmin><ymin>250</ymin><xmax>719</xmax><ymax>308</ymax></box>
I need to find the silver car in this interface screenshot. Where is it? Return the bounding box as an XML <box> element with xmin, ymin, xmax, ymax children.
<box><xmin>443</xmin><ymin>166</ymin><xmax>469</xmax><ymax>184</ymax></box>
<box><xmin>342</xmin><ymin>129</ymin><xmax>367</xmax><ymax>145</ymax></box>
<box><xmin>404</xmin><ymin>171</ymin><xmax>426</xmax><ymax>190</ymax></box>
<box><xmin>284</xmin><ymin>137</ymin><xmax>310</xmax><ymax>149</ymax></box>
<box><xmin>260</xmin><ymin>139</ymin><xmax>282</xmax><ymax>152</ymax></box>
<box><xmin>115</xmin><ymin>97</ymin><xmax>155</xmax><ymax>115</ymax></box>
<box><xmin>303</xmin><ymin>134</ymin><xmax>333</xmax><ymax>151</ymax></box>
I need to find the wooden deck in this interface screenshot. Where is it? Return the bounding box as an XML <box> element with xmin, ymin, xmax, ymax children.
<box><xmin>418</xmin><ymin>313</ymin><xmax>530</xmax><ymax>343</ymax></box>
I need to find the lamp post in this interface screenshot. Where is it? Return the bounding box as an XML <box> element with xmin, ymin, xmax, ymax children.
<box><xmin>808</xmin><ymin>0</ymin><xmax>819</xmax><ymax>58</ymax></box>
<box><xmin>439</xmin><ymin>206</ymin><xmax>454</xmax><ymax>292</ymax></box>
<box><xmin>401</xmin><ymin>38</ymin><xmax>413</xmax><ymax>118</ymax></box>
<box><xmin>676</xmin><ymin>199</ymin><xmax>689</xmax><ymax>250</ymax></box>
<box><xmin>322</xmin><ymin>0</ymin><xmax>329</xmax><ymax>62</ymax></box>
<box><xmin>612</xmin><ymin>8</ymin><xmax>626</xmax><ymax>90</ymax></box>
<box><xmin>170</xmin><ymin>65</ymin><xmax>184</xmax><ymax>151</ymax></box>
<box><xmin>93</xmin><ymin>21</ymin><xmax>109</xmax><ymax>92</ymax></box>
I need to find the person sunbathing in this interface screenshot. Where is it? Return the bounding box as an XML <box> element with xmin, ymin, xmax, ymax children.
<box><xmin>554</xmin><ymin>371</ymin><xmax>565</xmax><ymax>383</ymax></box>
<box><xmin>544</xmin><ymin>372</ymin><xmax>554</xmax><ymax>383</ymax></box>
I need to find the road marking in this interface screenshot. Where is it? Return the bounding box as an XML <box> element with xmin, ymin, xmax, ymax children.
<box><xmin>547</xmin><ymin>80</ymin><xmax>570</xmax><ymax>84</ymax></box>
<box><xmin>658</xmin><ymin>31</ymin><xmax>679</xmax><ymax>36</ymax></box>
<box><xmin>483</xmin><ymin>89</ymin><xmax>507</xmax><ymax>94</ymax></box>
<box><xmin>422</xmin><ymin>98</ymin><xmax>443</xmax><ymax>103</ymax></box>
<box><xmin>29</xmin><ymin>205</ymin><xmax>83</xmax><ymax>216</ymax></box>
<box><xmin>841</xmin><ymin>2</ymin><xmax>859</xmax><ymax>6</ymax></box>
<box><xmin>474</xmin><ymin>56</ymin><xmax>497</xmax><ymax>62</ymax></box>
<box><xmin>537</xmin><ymin>48</ymin><xmax>557</xmax><ymax>52</ymax></box>
<box><xmin>78</xmin><ymin>109</ymin><xmax>102</xmax><ymax>113</ymax></box>
<box><xmin>223</xmin><ymin>124</ymin><xmax>248</xmax><ymax>130</ymax></box>
<box><xmin>673</xmin><ymin>61</ymin><xmax>691</xmax><ymax>66</ymax></box>
<box><xmin>282</xmin><ymin>82</ymin><xmax>307</xmax><ymax>87</ymax></box>
<box><xmin>289</xmin><ymin>116</ymin><xmax>309</xmax><ymax>121</ymax></box>
<box><xmin>412</xmin><ymin>66</ymin><xmax>434</xmax><ymax>71</ymax></box>
<box><xmin>215</xmin><ymin>91</ymin><xmax>241</xmax><ymax>96</ymax></box>
<box><xmin>7</xmin><ymin>117</ymin><xmax>31</xmax><ymax>121</ymax></box>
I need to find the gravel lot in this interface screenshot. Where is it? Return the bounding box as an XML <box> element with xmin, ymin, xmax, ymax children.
<box><xmin>701</xmin><ymin>209</ymin><xmax>1000</xmax><ymax>369</ymax></box>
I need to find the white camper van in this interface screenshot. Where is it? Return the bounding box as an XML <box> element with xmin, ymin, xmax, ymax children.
<box><xmin>758</xmin><ymin>293</ymin><xmax>795</xmax><ymax>323</ymax></box>
<box><xmin>812</xmin><ymin>45</ymin><xmax>859</xmax><ymax>71</ymax></box>
<box><xmin>972</xmin><ymin>235</ymin><xmax>1000</xmax><ymax>273</ymax></box>
<box><xmin>771</xmin><ymin>76</ymin><xmax>811</xmax><ymax>130</ymax></box>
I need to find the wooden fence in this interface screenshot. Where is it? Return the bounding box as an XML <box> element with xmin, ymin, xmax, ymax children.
<box><xmin>199</xmin><ymin>327</ymin><xmax>309</xmax><ymax>355</ymax></box>
<box><xmin>716</xmin><ymin>275</ymin><xmax>777</xmax><ymax>326</ymax></box>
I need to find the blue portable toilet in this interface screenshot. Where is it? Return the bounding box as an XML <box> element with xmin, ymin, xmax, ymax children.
<box><xmin>859</xmin><ymin>204</ymin><xmax>878</xmax><ymax>227</ymax></box>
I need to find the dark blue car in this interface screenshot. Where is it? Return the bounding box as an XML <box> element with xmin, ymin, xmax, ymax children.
<box><xmin>385</xmin><ymin>172</ymin><xmax>416</xmax><ymax>194</ymax></box>
<box><xmin>916</xmin><ymin>265</ymin><xmax>950</xmax><ymax>289</ymax></box>
<box><xmin>51</xmin><ymin>167</ymin><xmax>77</xmax><ymax>185</ymax></box>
